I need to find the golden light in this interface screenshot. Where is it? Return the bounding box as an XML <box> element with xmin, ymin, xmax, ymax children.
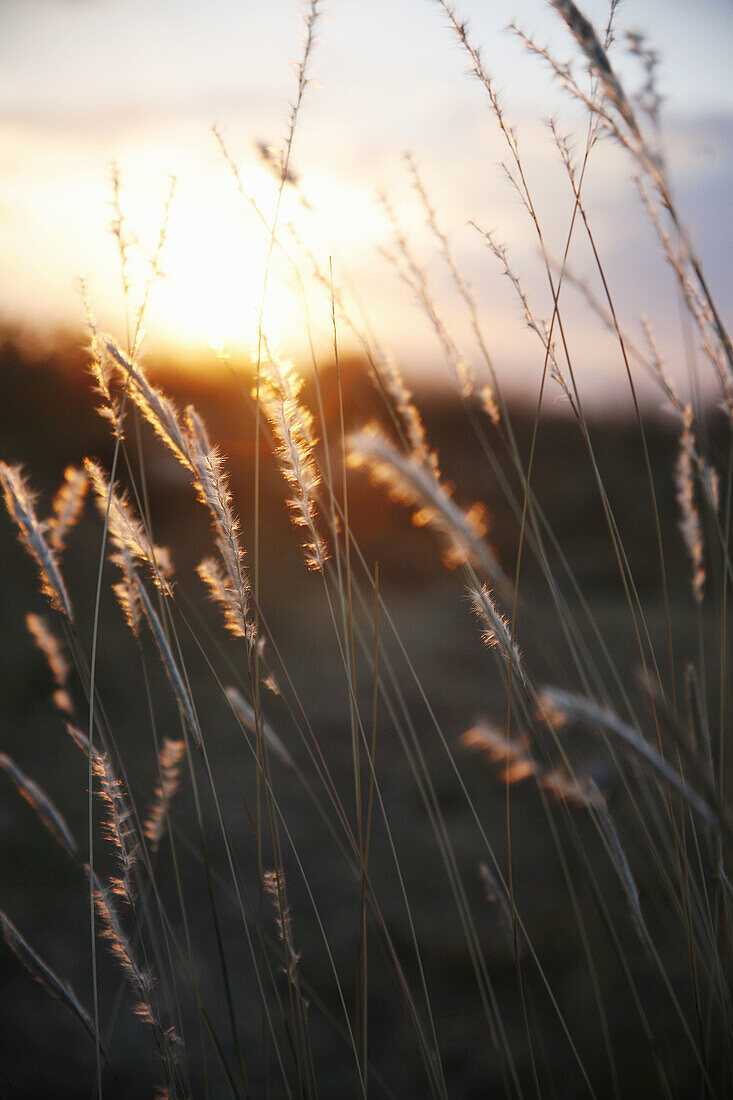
<box><xmin>95</xmin><ymin>147</ymin><xmax>392</xmax><ymax>368</ymax></box>
<box><xmin>0</xmin><ymin>116</ymin><xmax>434</xmax><ymax>374</ymax></box>
<box><xmin>154</xmin><ymin>211</ymin><xmax>302</xmax><ymax>360</ymax></box>
<box><xmin>99</xmin><ymin>150</ymin><xmax>309</xmax><ymax>362</ymax></box>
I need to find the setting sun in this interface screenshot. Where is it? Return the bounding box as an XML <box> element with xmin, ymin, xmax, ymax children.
<box><xmin>0</xmin><ymin>1</ymin><xmax>732</xmax><ymax>1096</ymax></box>
<box><xmin>153</xmin><ymin>184</ymin><xmax>300</xmax><ymax>359</ymax></box>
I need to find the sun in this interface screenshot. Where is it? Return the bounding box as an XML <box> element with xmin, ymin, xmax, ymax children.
<box><xmin>149</xmin><ymin>182</ymin><xmax>303</xmax><ymax>361</ymax></box>
<box><xmin>138</xmin><ymin>156</ymin><xmax>388</xmax><ymax>367</ymax></box>
<box><xmin>50</xmin><ymin>137</ymin><xmax>395</xmax><ymax>370</ymax></box>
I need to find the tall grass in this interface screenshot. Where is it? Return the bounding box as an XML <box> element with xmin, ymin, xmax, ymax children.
<box><xmin>0</xmin><ymin>2</ymin><xmax>731</xmax><ymax>1096</ymax></box>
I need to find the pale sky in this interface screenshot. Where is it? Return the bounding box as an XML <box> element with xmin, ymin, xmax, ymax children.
<box><xmin>1</xmin><ymin>0</ymin><xmax>731</xmax><ymax>406</ymax></box>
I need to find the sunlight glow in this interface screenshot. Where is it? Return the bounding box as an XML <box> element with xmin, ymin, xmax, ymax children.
<box><xmin>155</xmin><ymin>210</ymin><xmax>299</xmax><ymax>359</ymax></box>
<box><xmin>0</xmin><ymin>119</ymin><xmax>396</xmax><ymax>369</ymax></box>
<box><xmin>123</xmin><ymin>153</ymin><xmax>393</xmax><ymax>366</ymax></box>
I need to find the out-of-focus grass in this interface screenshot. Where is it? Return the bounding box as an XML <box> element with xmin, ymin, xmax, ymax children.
<box><xmin>0</xmin><ymin>334</ymin><xmax>728</xmax><ymax>1096</ymax></box>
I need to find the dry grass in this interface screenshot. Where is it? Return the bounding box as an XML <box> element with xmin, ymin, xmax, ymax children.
<box><xmin>0</xmin><ymin>2</ymin><xmax>731</xmax><ymax>1097</ymax></box>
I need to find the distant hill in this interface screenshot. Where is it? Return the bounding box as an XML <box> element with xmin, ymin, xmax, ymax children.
<box><xmin>1</xmin><ymin>328</ymin><xmax>729</xmax><ymax>593</ymax></box>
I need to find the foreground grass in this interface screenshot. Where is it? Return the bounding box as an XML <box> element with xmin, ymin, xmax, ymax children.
<box><xmin>0</xmin><ymin>2</ymin><xmax>731</xmax><ymax>1096</ymax></box>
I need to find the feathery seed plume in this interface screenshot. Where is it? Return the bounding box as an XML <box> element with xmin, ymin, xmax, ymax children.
<box><xmin>0</xmin><ymin>753</ymin><xmax>78</xmax><ymax>861</ymax></box>
<box><xmin>26</xmin><ymin>612</ymin><xmax>71</xmax><ymax>694</ymax></box>
<box><xmin>92</xmin><ymin>750</ymin><xmax>138</xmax><ymax>901</ymax></box>
<box><xmin>112</xmin><ymin>545</ymin><xmax>144</xmax><ymax>636</ymax></box>
<box><xmin>52</xmin><ymin>689</ymin><xmax>75</xmax><ymax>715</ymax></box>
<box><xmin>501</xmin><ymin>759</ymin><xmax>537</xmax><ymax>784</ymax></box>
<box><xmin>480</xmin><ymin>386</ymin><xmax>501</xmax><ymax>424</ymax></box>
<box><xmin>0</xmin><ymin>463</ymin><xmax>73</xmax><ymax>619</ymax></box>
<box><xmin>106</xmin><ymin>341</ymin><xmax>191</xmax><ymax>466</ymax></box>
<box><xmin>674</xmin><ymin>413</ymin><xmax>706</xmax><ymax>604</ymax></box>
<box><xmin>85</xmin><ymin>460</ymin><xmax>174</xmax><ymax>596</ymax></box>
<box><xmin>259</xmin><ymin>355</ymin><xmax>328</xmax><ymax>571</ymax></box>
<box><xmin>0</xmin><ymin>911</ymin><xmax>98</xmax><ymax>1049</ymax></box>
<box><xmin>349</xmin><ymin>426</ymin><xmax>503</xmax><ymax>581</ymax></box>
<box><xmin>48</xmin><ymin>467</ymin><xmax>88</xmax><ymax>552</ymax></box>
<box><xmin>87</xmin><ymin>320</ymin><xmax>123</xmax><ymax>433</ymax></box>
<box><xmin>551</xmin><ymin>0</ymin><xmax>641</xmax><ymax>141</ymax></box>
<box><xmin>226</xmin><ymin>687</ymin><xmax>294</xmax><ymax>768</ymax></box>
<box><xmin>539</xmin><ymin>687</ymin><xmax>720</xmax><ymax>831</ymax></box>
<box><xmin>541</xmin><ymin>767</ymin><xmax>605</xmax><ymax>810</ymax></box>
<box><xmin>92</xmin><ymin>874</ymin><xmax>156</xmax><ymax>1028</ymax></box>
<box><xmin>461</xmin><ymin>723</ymin><xmax>531</xmax><ymax>767</ymax></box>
<box><xmin>380</xmin><ymin>351</ymin><xmax>439</xmax><ymax>474</ymax></box>
<box><xmin>102</xmin><ymin>341</ymin><xmax>256</xmax><ymax>647</ymax></box>
<box><xmin>470</xmin><ymin>585</ymin><xmax>527</xmax><ymax>687</ymax></box>
<box><xmin>93</xmin><ymin>874</ymin><xmax>184</xmax><ymax>1066</ymax></box>
<box><xmin>197</xmin><ymin>557</ymin><xmax>251</xmax><ymax>642</ymax></box>
<box><xmin>186</xmin><ymin>407</ymin><xmax>253</xmax><ymax>642</ymax></box>
<box><xmin>144</xmin><ymin>738</ymin><xmax>186</xmax><ymax>854</ymax></box>
<box><xmin>461</xmin><ymin>723</ymin><xmax>536</xmax><ymax>784</ymax></box>
<box><xmin>263</xmin><ymin>867</ymin><xmax>301</xmax><ymax>983</ymax></box>
<box><xmin>463</xmin><ymin>722</ymin><xmax>608</xmax><ymax>811</ymax></box>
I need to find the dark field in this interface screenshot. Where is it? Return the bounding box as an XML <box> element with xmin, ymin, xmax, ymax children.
<box><xmin>0</xmin><ymin>335</ymin><xmax>730</xmax><ymax>1097</ymax></box>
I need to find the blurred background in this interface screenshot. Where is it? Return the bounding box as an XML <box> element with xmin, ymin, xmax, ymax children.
<box><xmin>1</xmin><ymin>339</ymin><xmax>727</xmax><ymax>1096</ymax></box>
<box><xmin>1</xmin><ymin>0</ymin><xmax>731</xmax><ymax>402</ymax></box>
<box><xmin>1</xmin><ymin>1</ymin><xmax>732</xmax><ymax>1096</ymax></box>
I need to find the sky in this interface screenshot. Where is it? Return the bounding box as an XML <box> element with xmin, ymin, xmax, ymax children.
<box><xmin>1</xmin><ymin>0</ymin><xmax>731</xmax><ymax>406</ymax></box>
